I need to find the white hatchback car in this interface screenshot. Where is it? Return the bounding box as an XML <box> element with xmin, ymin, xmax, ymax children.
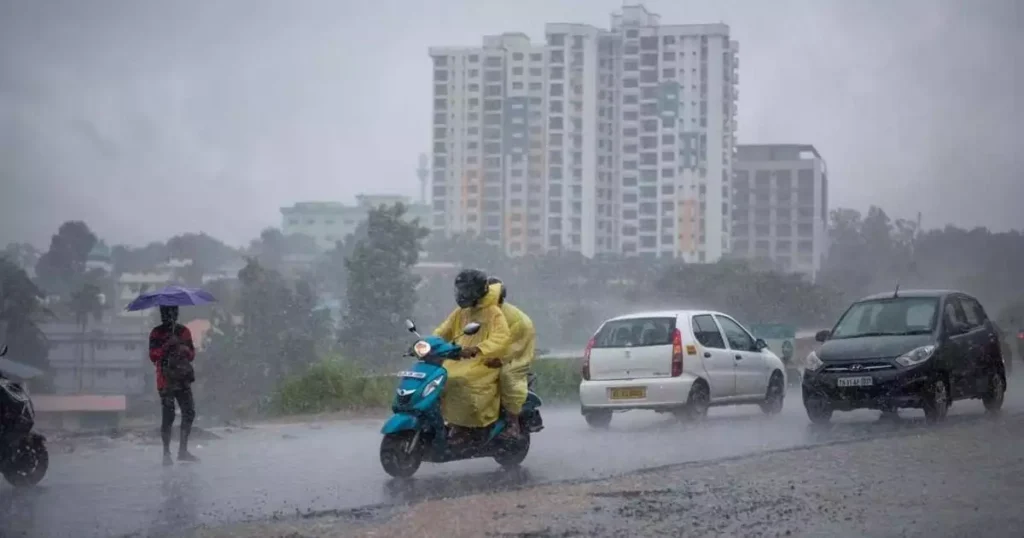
<box><xmin>579</xmin><ymin>310</ymin><xmax>788</xmax><ymax>428</ymax></box>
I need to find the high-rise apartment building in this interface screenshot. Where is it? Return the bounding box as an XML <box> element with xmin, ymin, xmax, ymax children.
<box><xmin>429</xmin><ymin>5</ymin><xmax>739</xmax><ymax>261</ymax></box>
<box><xmin>731</xmin><ymin>144</ymin><xmax>829</xmax><ymax>279</ymax></box>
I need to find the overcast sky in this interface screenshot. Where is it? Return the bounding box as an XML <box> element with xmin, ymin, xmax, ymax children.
<box><xmin>1</xmin><ymin>0</ymin><xmax>1021</xmax><ymax>248</ymax></box>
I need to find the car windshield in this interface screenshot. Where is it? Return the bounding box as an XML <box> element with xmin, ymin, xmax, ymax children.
<box><xmin>593</xmin><ymin>317</ymin><xmax>676</xmax><ymax>348</ymax></box>
<box><xmin>830</xmin><ymin>297</ymin><xmax>939</xmax><ymax>339</ymax></box>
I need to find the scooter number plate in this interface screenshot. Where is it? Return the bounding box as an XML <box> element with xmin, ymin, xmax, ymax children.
<box><xmin>398</xmin><ymin>371</ymin><xmax>427</xmax><ymax>379</ymax></box>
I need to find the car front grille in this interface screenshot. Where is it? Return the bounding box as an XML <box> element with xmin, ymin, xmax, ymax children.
<box><xmin>823</xmin><ymin>360</ymin><xmax>896</xmax><ymax>373</ymax></box>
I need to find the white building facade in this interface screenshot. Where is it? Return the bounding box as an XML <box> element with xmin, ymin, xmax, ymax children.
<box><xmin>731</xmin><ymin>144</ymin><xmax>829</xmax><ymax>279</ymax></box>
<box><xmin>429</xmin><ymin>4</ymin><xmax>738</xmax><ymax>261</ymax></box>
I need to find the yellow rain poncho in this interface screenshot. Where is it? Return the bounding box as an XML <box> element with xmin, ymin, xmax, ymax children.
<box><xmin>435</xmin><ymin>283</ymin><xmax>511</xmax><ymax>428</ymax></box>
<box><xmin>498</xmin><ymin>300</ymin><xmax>536</xmax><ymax>415</ymax></box>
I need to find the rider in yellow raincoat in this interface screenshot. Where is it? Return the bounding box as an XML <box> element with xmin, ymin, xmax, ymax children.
<box><xmin>434</xmin><ymin>269</ymin><xmax>511</xmax><ymax>437</ymax></box>
<box><xmin>487</xmin><ymin>277</ymin><xmax>535</xmax><ymax>438</ymax></box>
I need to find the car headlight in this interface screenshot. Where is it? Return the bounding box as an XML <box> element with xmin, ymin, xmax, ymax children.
<box><xmin>422</xmin><ymin>376</ymin><xmax>443</xmax><ymax>397</ymax></box>
<box><xmin>895</xmin><ymin>345</ymin><xmax>936</xmax><ymax>367</ymax></box>
<box><xmin>805</xmin><ymin>351</ymin><xmax>824</xmax><ymax>372</ymax></box>
<box><xmin>413</xmin><ymin>340</ymin><xmax>432</xmax><ymax>358</ymax></box>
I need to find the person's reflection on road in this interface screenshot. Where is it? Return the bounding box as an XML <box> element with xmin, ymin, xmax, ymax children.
<box><xmin>148</xmin><ymin>466</ymin><xmax>200</xmax><ymax>536</ymax></box>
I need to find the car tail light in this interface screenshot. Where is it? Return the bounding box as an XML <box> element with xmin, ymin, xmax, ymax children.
<box><xmin>1018</xmin><ymin>331</ymin><xmax>1024</xmax><ymax>341</ymax></box>
<box><xmin>582</xmin><ymin>336</ymin><xmax>595</xmax><ymax>381</ymax></box>
<box><xmin>671</xmin><ymin>328</ymin><xmax>684</xmax><ymax>377</ymax></box>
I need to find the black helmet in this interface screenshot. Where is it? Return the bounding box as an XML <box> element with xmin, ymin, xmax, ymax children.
<box><xmin>454</xmin><ymin>269</ymin><xmax>489</xmax><ymax>308</ymax></box>
<box><xmin>486</xmin><ymin>276</ymin><xmax>507</xmax><ymax>305</ymax></box>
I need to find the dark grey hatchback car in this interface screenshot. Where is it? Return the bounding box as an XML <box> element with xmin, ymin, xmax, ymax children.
<box><xmin>802</xmin><ymin>290</ymin><xmax>1006</xmax><ymax>424</ymax></box>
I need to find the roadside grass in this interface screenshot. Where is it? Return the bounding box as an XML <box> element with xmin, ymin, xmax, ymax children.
<box><xmin>271</xmin><ymin>357</ymin><xmax>582</xmax><ymax>416</ymax></box>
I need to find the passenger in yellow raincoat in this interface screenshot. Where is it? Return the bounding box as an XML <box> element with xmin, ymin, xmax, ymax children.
<box><xmin>434</xmin><ymin>269</ymin><xmax>511</xmax><ymax>439</ymax></box>
<box><xmin>486</xmin><ymin>277</ymin><xmax>535</xmax><ymax>438</ymax></box>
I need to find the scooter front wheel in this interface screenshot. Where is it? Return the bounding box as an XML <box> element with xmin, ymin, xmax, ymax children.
<box><xmin>380</xmin><ymin>432</ymin><xmax>422</xmax><ymax>478</ymax></box>
<box><xmin>3</xmin><ymin>434</ymin><xmax>48</xmax><ymax>487</ymax></box>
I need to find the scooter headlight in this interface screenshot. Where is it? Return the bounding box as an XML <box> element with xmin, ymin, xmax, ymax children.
<box><xmin>413</xmin><ymin>340</ymin><xmax>432</xmax><ymax>358</ymax></box>
<box><xmin>422</xmin><ymin>376</ymin><xmax>444</xmax><ymax>397</ymax></box>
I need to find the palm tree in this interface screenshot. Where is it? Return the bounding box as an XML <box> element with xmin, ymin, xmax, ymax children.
<box><xmin>68</xmin><ymin>283</ymin><xmax>104</xmax><ymax>332</ymax></box>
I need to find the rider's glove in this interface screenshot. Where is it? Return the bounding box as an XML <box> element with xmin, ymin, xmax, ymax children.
<box><xmin>458</xmin><ymin>346</ymin><xmax>480</xmax><ymax>359</ymax></box>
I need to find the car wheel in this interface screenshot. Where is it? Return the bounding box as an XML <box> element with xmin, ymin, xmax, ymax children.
<box><xmin>804</xmin><ymin>394</ymin><xmax>833</xmax><ymax>424</ymax></box>
<box><xmin>680</xmin><ymin>381</ymin><xmax>710</xmax><ymax>422</ymax></box>
<box><xmin>922</xmin><ymin>378</ymin><xmax>950</xmax><ymax>424</ymax></box>
<box><xmin>982</xmin><ymin>369</ymin><xmax>1006</xmax><ymax>414</ymax></box>
<box><xmin>759</xmin><ymin>372</ymin><xmax>786</xmax><ymax>415</ymax></box>
<box><xmin>583</xmin><ymin>409</ymin><xmax>613</xmax><ymax>429</ymax></box>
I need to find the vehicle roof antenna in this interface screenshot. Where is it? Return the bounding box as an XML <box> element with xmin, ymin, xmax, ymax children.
<box><xmin>893</xmin><ymin>281</ymin><xmax>900</xmax><ymax>298</ymax></box>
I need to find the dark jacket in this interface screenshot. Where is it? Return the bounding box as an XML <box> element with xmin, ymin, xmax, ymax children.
<box><xmin>148</xmin><ymin>323</ymin><xmax>195</xmax><ymax>391</ymax></box>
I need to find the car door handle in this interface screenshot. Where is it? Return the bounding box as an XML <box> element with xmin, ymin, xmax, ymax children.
<box><xmin>704</xmin><ymin>352</ymin><xmax>712</xmax><ymax>358</ymax></box>
<box><xmin>735</xmin><ymin>355</ymin><xmax>743</xmax><ymax>360</ymax></box>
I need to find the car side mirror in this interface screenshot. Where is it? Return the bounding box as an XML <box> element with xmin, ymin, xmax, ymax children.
<box><xmin>404</xmin><ymin>319</ymin><xmax>417</xmax><ymax>333</ymax></box>
<box><xmin>463</xmin><ymin>322</ymin><xmax>481</xmax><ymax>336</ymax></box>
<box><xmin>815</xmin><ymin>330</ymin><xmax>831</xmax><ymax>343</ymax></box>
<box><xmin>754</xmin><ymin>338</ymin><xmax>768</xmax><ymax>351</ymax></box>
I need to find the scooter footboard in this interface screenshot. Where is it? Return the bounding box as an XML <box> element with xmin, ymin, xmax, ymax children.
<box><xmin>381</xmin><ymin>413</ymin><xmax>421</xmax><ymax>435</ymax></box>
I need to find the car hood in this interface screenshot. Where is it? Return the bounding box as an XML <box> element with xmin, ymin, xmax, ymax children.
<box><xmin>818</xmin><ymin>334</ymin><xmax>935</xmax><ymax>362</ymax></box>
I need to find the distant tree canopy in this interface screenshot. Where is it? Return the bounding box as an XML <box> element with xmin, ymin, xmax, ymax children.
<box><xmin>199</xmin><ymin>257</ymin><xmax>331</xmax><ymax>415</ymax></box>
<box><xmin>0</xmin><ymin>258</ymin><xmax>50</xmax><ymax>374</ymax></box>
<box><xmin>819</xmin><ymin>205</ymin><xmax>1024</xmax><ymax>317</ymax></box>
<box><xmin>339</xmin><ymin>204</ymin><xmax>429</xmax><ymax>365</ymax></box>
<box><xmin>34</xmin><ymin>220</ymin><xmax>97</xmax><ymax>297</ymax></box>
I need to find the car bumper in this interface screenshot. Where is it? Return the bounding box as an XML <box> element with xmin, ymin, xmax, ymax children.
<box><xmin>579</xmin><ymin>374</ymin><xmax>697</xmax><ymax>411</ymax></box>
<box><xmin>802</xmin><ymin>363</ymin><xmax>935</xmax><ymax>411</ymax></box>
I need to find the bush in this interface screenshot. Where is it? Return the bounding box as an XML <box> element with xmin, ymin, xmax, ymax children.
<box><xmin>270</xmin><ymin>356</ymin><xmax>582</xmax><ymax>416</ymax></box>
<box><xmin>272</xmin><ymin>358</ymin><xmax>395</xmax><ymax>415</ymax></box>
<box><xmin>531</xmin><ymin>358</ymin><xmax>582</xmax><ymax>402</ymax></box>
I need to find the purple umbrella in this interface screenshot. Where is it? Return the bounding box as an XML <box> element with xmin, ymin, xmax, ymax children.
<box><xmin>125</xmin><ymin>285</ymin><xmax>217</xmax><ymax>312</ymax></box>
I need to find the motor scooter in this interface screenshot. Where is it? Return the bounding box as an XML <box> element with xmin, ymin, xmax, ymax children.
<box><xmin>0</xmin><ymin>344</ymin><xmax>48</xmax><ymax>487</ymax></box>
<box><xmin>378</xmin><ymin>320</ymin><xmax>543</xmax><ymax>478</ymax></box>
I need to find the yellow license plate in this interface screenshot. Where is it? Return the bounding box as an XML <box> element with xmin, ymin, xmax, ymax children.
<box><xmin>610</xmin><ymin>387</ymin><xmax>647</xmax><ymax>400</ymax></box>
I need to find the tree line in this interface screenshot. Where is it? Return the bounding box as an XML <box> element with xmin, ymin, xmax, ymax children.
<box><xmin>2</xmin><ymin>203</ymin><xmax>1023</xmax><ymax>414</ymax></box>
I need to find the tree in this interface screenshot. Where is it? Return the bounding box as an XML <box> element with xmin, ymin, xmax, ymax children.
<box><xmin>1</xmin><ymin>243</ymin><xmax>40</xmax><ymax>273</ymax></box>
<box><xmin>0</xmin><ymin>258</ymin><xmax>51</xmax><ymax>374</ymax></box>
<box><xmin>248</xmin><ymin>228</ymin><xmax>320</xmax><ymax>272</ymax></box>
<box><xmin>166</xmin><ymin>232</ymin><xmax>240</xmax><ymax>270</ymax></box>
<box><xmin>67</xmin><ymin>282</ymin><xmax>104</xmax><ymax>331</ymax></box>
<box><xmin>34</xmin><ymin>221</ymin><xmax>98</xmax><ymax>297</ymax></box>
<box><xmin>198</xmin><ymin>258</ymin><xmax>332</xmax><ymax>416</ymax></box>
<box><xmin>111</xmin><ymin>242</ymin><xmax>170</xmax><ymax>274</ymax></box>
<box><xmin>339</xmin><ymin>204</ymin><xmax>429</xmax><ymax>366</ymax></box>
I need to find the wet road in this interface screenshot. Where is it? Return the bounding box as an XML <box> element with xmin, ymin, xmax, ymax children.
<box><xmin>4</xmin><ymin>382</ymin><xmax>1024</xmax><ymax>538</ymax></box>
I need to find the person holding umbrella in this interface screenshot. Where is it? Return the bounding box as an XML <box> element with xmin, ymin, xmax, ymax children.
<box><xmin>127</xmin><ymin>285</ymin><xmax>215</xmax><ymax>466</ymax></box>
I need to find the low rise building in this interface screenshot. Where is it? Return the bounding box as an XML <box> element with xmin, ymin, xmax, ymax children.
<box><xmin>280</xmin><ymin>195</ymin><xmax>431</xmax><ymax>251</ymax></box>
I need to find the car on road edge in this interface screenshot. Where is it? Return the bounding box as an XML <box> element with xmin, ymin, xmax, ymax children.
<box><xmin>579</xmin><ymin>310</ymin><xmax>788</xmax><ymax>428</ymax></box>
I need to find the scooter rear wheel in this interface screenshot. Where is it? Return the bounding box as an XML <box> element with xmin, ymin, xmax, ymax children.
<box><xmin>493</xmin><ymin>432</ymin><xmax>530</xmax><ymax>468</ymax></box>
<box><xmin>3</xmin><ymin>434</ymin><xmax>48</xmax><ymax>487</ymax></box>
<box><xmin>380</xmin><ymin>432</ymin><xmax>422</xmax><ymax>478</ymax></box>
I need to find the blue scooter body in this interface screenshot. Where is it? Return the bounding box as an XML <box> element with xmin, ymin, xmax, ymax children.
<box><xmin>380</xmin><ymin>332</ymin><xmax>543</xmax><ymax>469</ymax></box>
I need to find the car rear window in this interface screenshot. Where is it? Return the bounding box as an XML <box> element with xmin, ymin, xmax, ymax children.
<box><xmin>593</xmin><ymin>317</ymin><xmax>677</xmax><ymax>348</ymax></box>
